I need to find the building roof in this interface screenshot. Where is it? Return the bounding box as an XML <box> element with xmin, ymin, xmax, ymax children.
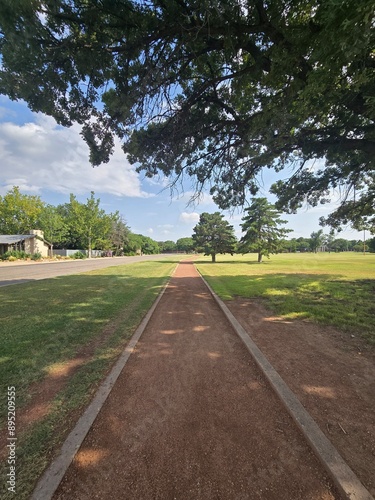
<box><xmin>0</xmin><ymin>234</ymin><xmax>36</xmax><ymax>244</ymax></box>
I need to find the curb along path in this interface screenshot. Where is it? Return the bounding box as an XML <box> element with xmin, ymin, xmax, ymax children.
<box><xmin>36</xmin><ymin>262</ymin><xmax>345</xmax><ymax>499</ymax></box>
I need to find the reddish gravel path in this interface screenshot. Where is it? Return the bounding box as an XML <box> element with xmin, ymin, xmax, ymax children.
<box><xmin>54</xmin><ymin>262</ymin><xmax>339</xmax><ymax>500</ymax></box>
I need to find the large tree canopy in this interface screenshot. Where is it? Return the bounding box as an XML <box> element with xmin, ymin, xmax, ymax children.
<box><xmin>0</xmin><ymin>1</ymin><xmax>374</xmax><ymax>229</ymax></box>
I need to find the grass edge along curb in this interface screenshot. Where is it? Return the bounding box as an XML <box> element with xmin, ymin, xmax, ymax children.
<box><xmin>197</xmin><ymin>267</ymin><xmax>374</xmax><ymax>500</ymax></box>
<box><xmin>30</xmin><ymin>264</ymin><xmax>178</xmax><ymax>500</ymax></box>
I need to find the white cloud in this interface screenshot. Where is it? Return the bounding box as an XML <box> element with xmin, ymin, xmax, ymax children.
<box><xmin>179</xmin><ymin>212</ymin><xmax>200</xmax><ymax>224</ymax></box>
<box><xmin>173</xmin><ymin>190</ymin><xmax>214</xmax><ymax>206</ymax></box>
<box><xmin>0</xmin><ymin>113</ymin><xmax>151</xmax><ymax>198</ymax></box>
<box><xmin>143</xmin><ymin>174</ymin><xmax>170</xmax><ymax>188</ymax></box>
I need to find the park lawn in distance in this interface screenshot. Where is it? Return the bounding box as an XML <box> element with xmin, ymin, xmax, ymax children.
<box><xmin>0</xmin><ymin>258</ymin><xmax>180</xmax><ymax>500</ymax></box>
<box><xmin>196</xmin><ymin>252</ymin><xmax>375</xmax><ymax>346</ymax></box>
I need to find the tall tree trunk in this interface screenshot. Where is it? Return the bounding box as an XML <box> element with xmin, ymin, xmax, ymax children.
<box><xmin>258</xmin><ymin>252</ymin><xmax>263</xmax><ymax>263</ymax></box>
<box><xmin>211</xmin><ymin>253</ymin><xmax>216</xmax><ymax>263</ymax></box>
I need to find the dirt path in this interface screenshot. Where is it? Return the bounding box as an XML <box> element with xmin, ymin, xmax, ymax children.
<box><xmin>53</xmin><ymin>262</ymin><xmax>339</xmax><ymax>500</ymax></box>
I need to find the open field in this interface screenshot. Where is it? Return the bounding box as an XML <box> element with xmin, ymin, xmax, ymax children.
<box><xmin>0</xmin><ymin>259</ymin><xmax>180</xmax><ymax>499</ymax></box>
<box><xmin>1</xmin><ymin>252</ymin><xmax>374</xmax><ymax>498</ymax></box>
<box><xmin>196</xmin><ymin>252</ymin><xmax>375</xmax><ymax>345</ymax></box>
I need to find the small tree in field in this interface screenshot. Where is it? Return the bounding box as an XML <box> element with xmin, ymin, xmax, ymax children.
<box><xmin>192</xmin><ymin>212</ymin><xmax>236</xmax><ymax>263</ymax></box>
<box><xmin>309</xmin><ymin>229</ymin><xmax>325</xmax><ymax>253</ymax></box>
<box><xmin>240</xmin><ymin>198</ymin><xmax>292</xmax><ymax>263</ymax></box>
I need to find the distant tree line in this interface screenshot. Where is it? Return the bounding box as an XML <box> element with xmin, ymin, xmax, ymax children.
<box><xmin>284</xmin><ymin>234</ymin><xmax>373</xmax><ymax>254</ymax></box>
<box><xmin>1</xmin><ymin>187</ymin><xmax>373</xmax><ymax>260</ymax></box>
<box><xmin>158</xmin><ymin>238</ymin><xmax>195</xmax><ymax>254</ymax></box>
<box><xmin>190</xmin><ymin>199</ymin><xmax>374</xmax><ymax>263</ymax></box>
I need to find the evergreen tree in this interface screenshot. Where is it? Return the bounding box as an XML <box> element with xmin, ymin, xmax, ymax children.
<box><xmin>367</xmin><ymin>237</ymin><xmax>375</xmax><ymax>253</ymax></box>
<box><xmin>192</xmin><ymin>212</ymin><xmax>236</xmax><ymax>263</ymax></box>
<box><xmin>109</xmin><ymin>217</ymin><xmax>130</xmax><ymax>255</ymax></box>
<box><xmin>240</xmin><ymin>198</ymin><xmax>291</xmax><ymax>263</ymax></box>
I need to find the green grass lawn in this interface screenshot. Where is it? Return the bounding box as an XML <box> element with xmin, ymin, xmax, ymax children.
<box><xmin>0</xmin><ymin>258</ymin><xmax>180</xmax><ymax>500</ymax></box>
<box><xmin>196</xmin><ymin>252</ymin><xmax>375</xmax><ymax>345</ymax></box>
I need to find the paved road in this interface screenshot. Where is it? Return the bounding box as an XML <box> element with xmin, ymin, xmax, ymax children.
<box><xmin>0</xmin><ymin>255</ymin><xmax>178</xmax><ymax>287</ymax></box>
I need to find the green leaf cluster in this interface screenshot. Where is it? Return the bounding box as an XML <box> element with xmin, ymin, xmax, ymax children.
<box><xmin>56</xmin><ymin>192</ymin><xmax>119</xmax><ymax>255</ymax></box>
<box><xmin>123</xmin><ymin>233</ymin><xmax>160</xmax><ymax>255</ymax></box>
<box><xmin>0</xmin><ymin>187</ymin><xmax>44</xmax><ymax>234</ymax></box>
<box><xmin>176</xmin><ymin>237</ymin><xmax>194</xmax><ymax>253</ymax></box>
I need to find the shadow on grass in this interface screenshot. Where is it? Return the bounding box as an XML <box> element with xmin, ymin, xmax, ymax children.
<box><xmin>203</xmin><ymin>272</ymin><xmax>375</xmax><ymax>345</ymax></box>
<box><xmin>0</xmin><ymin>270</ymin><xmax>171</xmax><ymax>414</ymax></box>
<box><xmin>0</xmin><ymin>279</ymin><xmax>36</xmax><ymax>287</ymax></box>
<box><xmin>193</xmin><ymin>259</ymin><xmax>266</xmax><ymax>266</ymax></box>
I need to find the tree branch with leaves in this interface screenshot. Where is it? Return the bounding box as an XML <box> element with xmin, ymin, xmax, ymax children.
<box><xmin>1</xmin><ymin>0</ymin><xmax>374</xmax><ymax>230</ymax></box>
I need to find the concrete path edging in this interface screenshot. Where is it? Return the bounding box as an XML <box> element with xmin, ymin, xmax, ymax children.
<box><xmin>31</xmin><ymin>267</ymin><xmax>177</xmax><ymax>500</ymax></box>
<box><xmin>198</xmin><ymin>270</ymin><xmax>374</xmax><ymax>500</ymax></box>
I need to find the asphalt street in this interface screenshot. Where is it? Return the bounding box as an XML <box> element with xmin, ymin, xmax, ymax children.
<box><xmin>0</xmin><ymin>255</ymin><xmax>178</xmax><ymax>287</ymax></box>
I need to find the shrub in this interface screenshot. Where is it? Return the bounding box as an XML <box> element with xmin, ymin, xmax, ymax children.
<box><xmin>0</xmin><ymin>250</ymin><xmax>31</xmax><ymax>261</ymax></box>
<box><xmin>31</xmin><ymin>252</ymin><xmax>42</xmax><ymax>261</ymax></box>
<box><xmin>71</xmin><ymin>251</ymin><xmax>87</xmax><ymax>259</ymax></box>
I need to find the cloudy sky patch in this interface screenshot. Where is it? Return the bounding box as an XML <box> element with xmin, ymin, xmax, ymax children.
<box><xmin>0</xmin><ymin>114</ymin><xmax>150</xmax><ymax>199</ymax></box>
<box><xmin>179</xmin><ymin>212</ymin><xmax>200</xmax><ymax>224</ymax></box>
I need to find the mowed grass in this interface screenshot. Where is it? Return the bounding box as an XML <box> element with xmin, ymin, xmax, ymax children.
<box><xmin>196</xmin><ymin>252</ymin><xmax>375</xmax><ymax>345</ymax></box>
<box><xmin>0</xmin><ymin>259</ymin><xmax>180</xmax><ymax>500</ymax></box>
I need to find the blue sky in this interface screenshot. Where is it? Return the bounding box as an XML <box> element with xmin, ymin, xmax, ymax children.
<box><xmin>0</xmin><ymin>95</ymin><xmax>363</xmax><ymax>243</ymax></box>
